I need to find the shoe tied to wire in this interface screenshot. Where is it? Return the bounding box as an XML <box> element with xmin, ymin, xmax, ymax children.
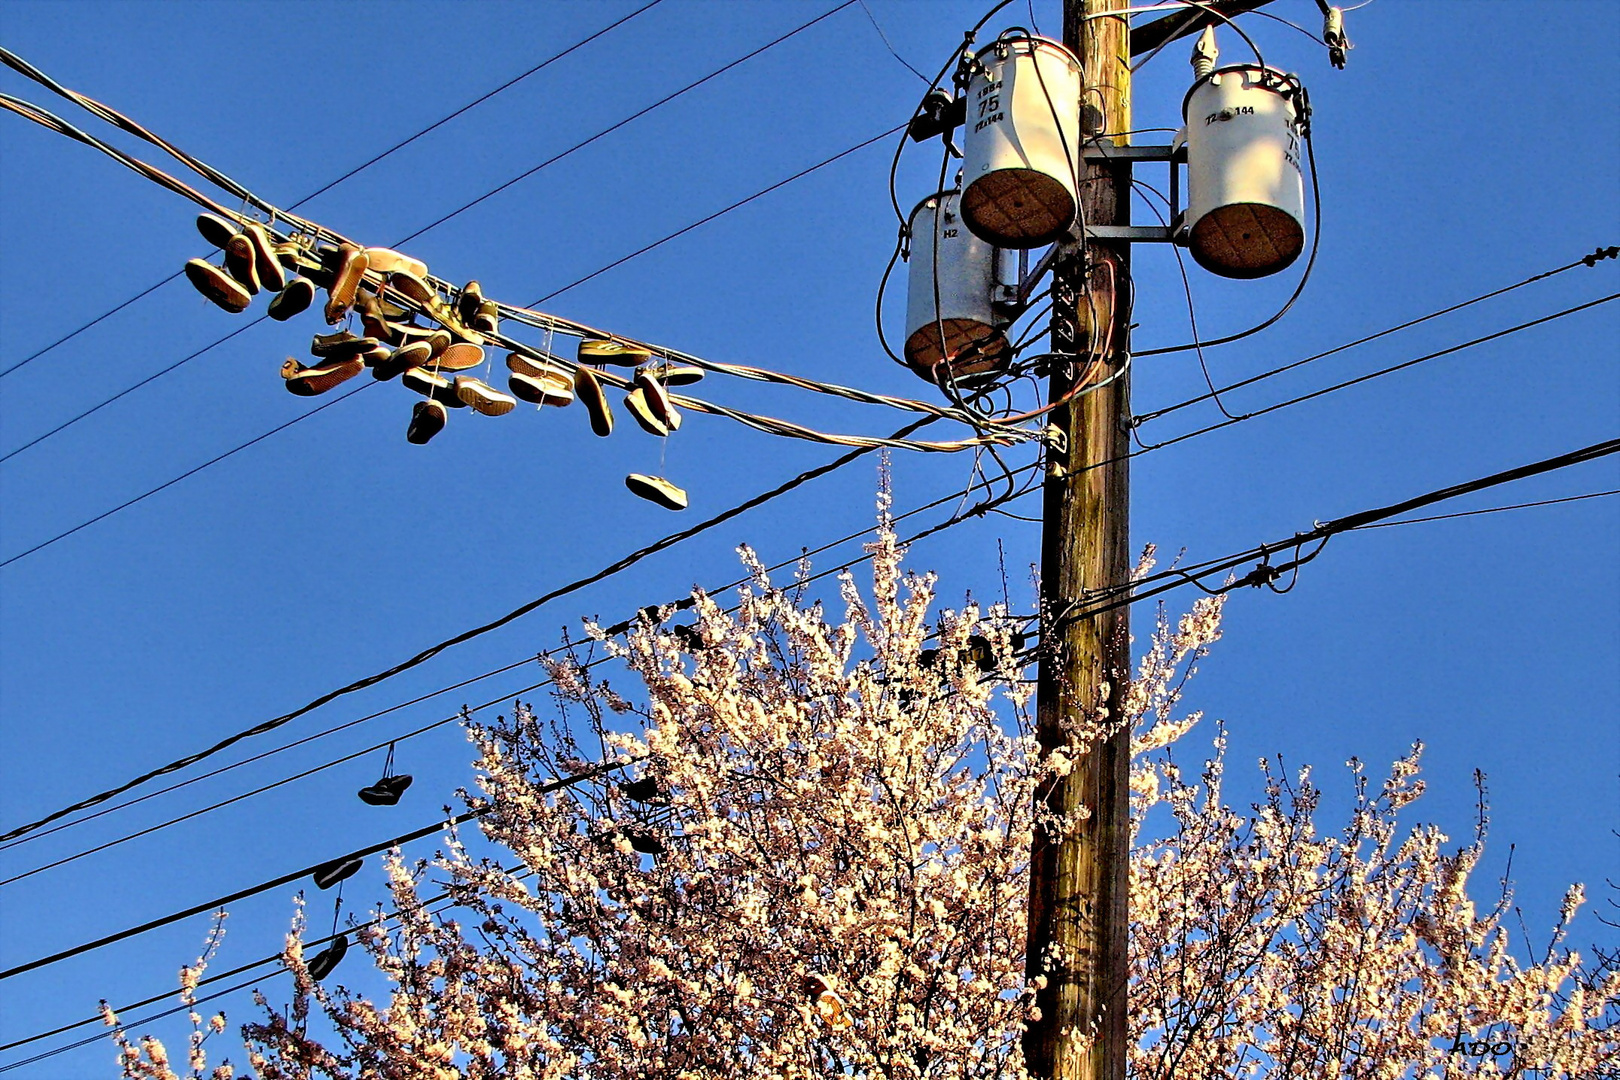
<box><xmin>268</xmin><ymin>277</ymin><xmax>315</xmax><ymax>321</ymax></box>
<box><xmin>311</xmin><ymin>331</ymin><xmax>379</xmax><ymax>361</ymax></box>
<box><xmin>455</xmin><ymin>375</ymin><xmax>516</xmax><ymax>416</ymax></box>
<box><xmin>625</xmin><ymin>473</ymin><xmax>688</xmax><ymax>510</ymax></box>
<box><xmin>471</xmin><ymin>299</ymin><xmax>500</xmax><ymax>335</ymax></box>
<box><xmin>372</xmin><ymin>340</ymin><xmax>430</xmax><ymax>381</ymax></box>
<box><xmin>578</xmin><ymin>338</ymin><xmax>651</xmax><ymax>367</ymax></box>
<box><xmin>401</xmin><ymin>366</ymin><xmax>466</xmax><ymax>406</ymax></box>
<box><xmin>633</xmin><ymin>369</ymin><xmax>681</xmax><ymax>430</ymax></box>
<box><xmin>306</xmin><ymin>934</ymin><xmax>348</xmax><ymax>981</ymax></box>
<box><xmin>574</xmin><ymin>365</ymin><xmax>613</xmax><ymax>436</ymax></box>
<box><xmin>223</xmin><ymin>234</ymin><xmax>261</xmax><ymax>295</ymax></box>
<box><xmin>387</xmin><ymin>269</ymin><xmax>435</xmax><ymax>305</ymax></box>
<box><xmin>358</xmin><ymin>773</ymin><xmax>413</xmax><ymax>805</ymax></box>
<box><xmin>407</xmin><ymin>399</ymin><xmax>448</xmax><ymax>444</ymax></box>
<box><xmin>195</xmin><ymin>212</ymin><xmax>237</xmax><ymax>251</ymax></box>
<box><xmin>432</xmin><ymin>342</ymin><xmax>486</xmax><ymax>373</ymax></box>
<box><xmin>362</xmin><ymin>247</ymin><xmax>427</xmax><ymax>280</ymax></box>
<box><xmin>184</xmin><ymin>258</ymin><xmax>251</xmax><ymax>313</ymax></box>
<box><xmin>282</xmin><ymin>356</ymin><xmax>364</xmax><ymax>396</ymax></box>
<box><xmin>456</xmin><ymin>280</ymin><xmax>483</xmax><ymax>325</ymax></box>
<box><xmin>623</xmin><ymin>386</ymin><xmax>668</xmax><ymax>437</ymax></box>
<box><xmin>242</xmin><ymin>222</ymin><xmax>286</xmax><ymax>293</ymax></box>
<box><xmin>324</xmin><ymin>244</ymin><xmax>370</xmax><ymax>324</ymax></box>
<box><xmin>312</xmin><ymin>855</ymin><xmax>363</xmax><ymax>890</ymax></box>
<box><xmin>506</xmin><ymin>353</ymin><xmax>574</xmax><ymax>407</ymax></box>
<box><xmin>642</xmin><ymin>361</ymin><xmax>705</xmax><ymax>386</ymax></box>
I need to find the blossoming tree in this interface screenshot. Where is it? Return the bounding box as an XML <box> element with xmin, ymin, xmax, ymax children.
<box><xmin>109</xmin><ymin>515</ymin><xmax>1618</xmax><ymax>1078</ymax></box>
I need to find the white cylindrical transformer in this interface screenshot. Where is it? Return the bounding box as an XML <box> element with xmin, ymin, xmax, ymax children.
<box><xmin>1181</xmin><ymin>64</ymin><xmax>1307</xmax><ymax>279</ymax></box>
<box><xmin>903</xmin><ymin>190</ymin><xmax>1009</xmax><ymax>385</ymax></box>
<box><xmin>960</xmin><ymin>32</ymin><xmax>1083</xmax><ymax>249</ymax></box>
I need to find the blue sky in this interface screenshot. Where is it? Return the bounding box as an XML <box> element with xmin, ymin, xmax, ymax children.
<box><xmin>0</xmin><ymin>0</ymin><xmax>1615</xmax><ymax>1073</ymax></box>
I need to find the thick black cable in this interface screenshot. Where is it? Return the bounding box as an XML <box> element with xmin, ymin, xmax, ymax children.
<box><xmin>0</xmin><ymin>2</ymin><xmax>664</xmax><ymax>380</ymax></box>
<box><xmin>0</xmin><ymin>381</ymin><xmax>371</xmax><ymax>568</ymax></box>
<box><xmin>0</xmin><ymin>761</ymin><xmax>630</xmax><ymax>984</ymax></box>
<box><xmin>393</xmin><ymin>0</ymin><xmax>857</xmax><ymax>246</ymax></box>
<box><xmin>1351</xmin><ymin>489</ymin><xmax>1619</xmax><ymax>530</ymax></box>
<box><xmin>1134</xmin><ymin>247</ymin><xmax>1617</xmax><ymax>425</ymax></box>
<box><xmin>528</xmin><ymin>123</ymin><xmax>904</xmax><ymax>305</ymax></box>
<box><xmin>0</xmin><ymin>416</ymin><xmax>935</xmax><ymax>843</ymax></box>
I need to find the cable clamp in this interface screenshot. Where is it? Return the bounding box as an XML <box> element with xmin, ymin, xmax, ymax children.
<box><xmin>1582</xmin><ymin>245</ymin><xmax>1618</xmax><ymax>266</ymax></box>
<box><xmin>1323</xmin><ymin>7</ymin><xmax>1349</xmax><ymax>70</ymax></box>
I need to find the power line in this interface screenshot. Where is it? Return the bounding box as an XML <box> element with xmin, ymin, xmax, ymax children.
<box><xmin>0</xmin><ymin>2</ymin><xmax>665</xmax><ymax>381</ymax></box>
<box><xmin>1133</xmin><ymin>247</ymin><xmax>1618</xmax><ymax>426</ymax></box>
<box><xmin>393</xmin><ymin>0</ymin><xmax>858</xmax><ymax>247</ymax></box>
<box><xmin>0</xmin><ymin>454</ymin><xmax>1039</xmax><ymax>882</ymax></box>
<box><xmin>1130</xmin><ymin>293</ymin><xmax>1619</xmax><ymax>454</ymax></box>
<box><xmin>0</xmin><ymin>416</ymin><xmax>939</xmax><ymax>842</ymax></box>
<box><xmin>0</xmin><ymin>760</ymin><xmax>630</xmax><ymax>983</ymax></box>
<box><xmin>0</xmin><ymin>382</ymin><xmax>370</xmax><ymax>568</ymax></box>
<box><xmin>1350</xmin><ymin>488</ymin><xmax>1619</xmax><ymax>530</ymax></box>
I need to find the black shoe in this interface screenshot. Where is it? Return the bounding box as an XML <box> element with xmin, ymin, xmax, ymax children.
<box><xmin>358</xmin><ymin>773</ymin><xmax>412</xmax><ymax>805</ymax></box>
<box><xmin>307</xmin><ymin>934</ymin><xmax>348</xmax><ymax>981</ymax></box>
<box><xmin>312</xmin><ymin>856</ymin><xmax>363</xmax><ymax>890</ymax></box>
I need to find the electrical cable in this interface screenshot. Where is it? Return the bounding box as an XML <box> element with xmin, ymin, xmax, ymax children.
<box><xmin>528</xmin><ymin>123</ymin><xmax>905</xmax><ymax>305</ymax></box>
<box><xmin>0</xmin><ymin>453</ymin><xmax>1041</xmax><ymax>882</ymax></box>
<box><xmin>1130</xmin><ymin>292</ymin><xmax>1619</xmax><ymax>454</ymax></box>
<box><xmin>0</xmin><ymin>381</ymin><xmax>372</xmax><ymax>569</ymax></box>
<box><xmin>0</xmin><ymin>465</ymin><xmax>1041</xmax><ymax>983</ymax></box>
<box><xmin>391</xmin><ymin>0</ymin><xmax>858</xmax><ymax>247</ymax></box>
<box><xmin>0</xmin><ymin>760</ymin><xmax>632</xmax><ymax>983</ymax></box>
<box><xmin>0</xmin><ymin>1</ymin><xmax>664</xmax><ymax>381</ymax></box>
<box><xmin>1133</xmin><ymin>247</ymin><xmax>1618</xmax><ymax>425</ymax></box>
<box><xmin>856</xmin><ymin>0</ymin><xmax>930</xmax><ymax>84</ymax></box>
<box><xmin>1348</xmin><ymin>489</ymin><xmax>1619</xmax><ymax>530</ymax></box>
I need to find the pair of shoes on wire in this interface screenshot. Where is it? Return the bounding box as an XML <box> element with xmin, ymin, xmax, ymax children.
<box><xmin>358</xmin><ymin>772</ymin><xmax>413</xmax><ymax>806</ymax></box>
<box><xmin>456</xmin><ymin>280</ymin><xmax>500</xmax><ymax>335</ymax></box>
<box><xmin>306</xmin><ymin>933</ymin><xmax>348</xmax><ymax>981</ymax></box>
<box><xmin>507</xmin><ymin>353</ymin><xmax>575</xmax><ymax>408</ymax></box>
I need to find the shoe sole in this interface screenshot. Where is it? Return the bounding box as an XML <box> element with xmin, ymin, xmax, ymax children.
<box><xmin>508</xmin><ymin>371</ymin><xmax>574</xmax><ymax>407</ymax></box>
<box><xmin>363</xmin><ymin>247</ymin><xmax>428</xmax><ymax>279</ymax></box>
<box><xmin>623</xmin><ymin>387</ymin><xmax>669</xmax><ymax>437</ymax></box>
<box><xmin>433</xmin><ymin>342</ymin><xmax>486</xmax><ymax>372</ymax></box>
<box><xmin>374</xmin><ymin>341</ymin><xmax>431</xmax><ymax>380</ymax></box>
<box><xmin>402</xmin><ymin>367</ymin><xmax>467</xmax><ymax>406</ymax></box>
<box><xmin>224</xmin><ymin>235</ymin><xmax>260</xmax><ymax>295</ymax></box>
<box><xmin>625</xmin><ymin>473</ymin><xmax>688</xmax><ymax>510</ymax></box>
<box><xmin>574</xmin><ymin>366</ymin><xmax>613</xmax><ymax>436</ymax></box>
<box><xmin>184</xmin><ymin>258</ymin><xmax>251</xmax><ymax>313</ymax></box>
<box><xmin>268</xmin><ymin>277</ymin><xmax>315</xmax><ymax>321</ymax></box>
<box><xmin>325</xmin><ymin>245</ymin><xmax>369</xmax><ymax>323</ymax></box>
<box><xmin>634</xmin><ymin>370</ymin><xmax>681</xmax><ymax>430</ymax></box>
<box><xmin>196</xmin><ymin>213</ymin><xmax>237</xmax><ymax>251</ymax></box>
<box><xmin>407</xmin><ymin>400</ymin><xmax>448</xmax><ymax>444</ymax></box>
<box><xmin>455</xmin><ymin>377</ymin><xmax>516</xmax><ymax>416</ymax></box>
<box><xmin>285</xmin><ymin>358</ymin><xmax>364</xmax><ymax>395</ymax></box>
<box><xmin>505</xmin><ymin>352</ymin><xmax>571</xmax><ymax>381</ymax></box>
<box><xmin>242</xmin><ymin>223</ymin><xmax>286</xmax><ymax>293</ymax></box>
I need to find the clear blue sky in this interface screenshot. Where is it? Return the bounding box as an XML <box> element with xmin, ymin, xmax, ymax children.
<box><xmin>1</xmin><ymin>1</ymin><xmax>1615</xmax><ymax>1073</ymax></box>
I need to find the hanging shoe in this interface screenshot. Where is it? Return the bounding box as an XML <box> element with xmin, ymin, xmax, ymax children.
<box><xmin>623</xmin><ymin>387</ymin><xmax>668</xmax><ymax>437</ymax></box>
<box><xmin>620</xmin><ymin>776</ymin><xmax>665</xmax><ymax>803</ymax></box>
<box><xmin>455</xmin><ymin>375</ymin><xmax>516</xmax><ymax>416</ymax></box>
<box><xmin>424</xmin><ymin>329</ymin><xmax>453</xmax><ymax>360</ymax></box>
<box><xmin>223</xmin><ymin>234</ymin><xmax>261</xmax><ymax>295</ymax></box>
<box><xmin>282</xmin><ymin>357</ymin><xmax>364</xmax><ymax>396</ymax></box>
<box><xmin>508</xmin><ymin>372</ymin><xmax>573</xmax><ymax>407</ymax></box>
<box><xmin>625</xmin><ymin>473</ymin><xmax>687</xmax><ymax>510</ymax></box>
<box><xmin>184</xmin><ymin>258</ymin><xmax>252</xmax><ymax>313</ymax></box>
<box><xmin>648</xmin><ymin>362</ymin><xmax>705</xmax><ymax>386</ymax></box>
<box><xmin>268</xmin><ymin>277</ymin><xmax>315</xmax><ymax>321</ymax></box>
<box><xmin>433</xmin><ymin>342</ymin><xmax>485</xmax><ymax>372</ymax></box>
<box><xmin>363</xmin><ymin>247</ymin><xmax>427</xmax><ymax>280</ymax></box>
<box><xmin>324</xmin><ymin>244</ymin><xmax>369</xmax><ymax>324</ymax></box>
<box><xmin>242</xmin><ymin>223</ymin><xmax>286</xmax><ymax>293</ymax></box>
<box><xmin>633</xmin><ymin>370</ymin><xmax>681</xmax><ymax>430</ymax></box>
<box><xmin>312</xmin><ymin>855</ymin><xmax>363</xmax><ymax>890</ymax></box>
<box><xmin>578</xmin><ymin>338</ymin><xmax>651</xmax><ymax>367</ymax></box>
<box><xmin>382</xmin><ymin>773</ymin><xmax>412</xmax><ymax>798</ymax></box>
<box><xmin>195</xmin><ymin>212</ymin><xmax>237</xmax><ymax>251</ymax></box>
<box><xmin>372</xmin><ymin>340</ymin><xmax>430</xmax><ymax>381</ymax></box>
<box><xmin>275</xmin><ymin>242</ymin><xmax>322</xmax><ymax>277</ymax></box>
<box><xmin>471</xmin><ymin>299</ymin><xmax>500</xmax><ymax>335</ymax></box>
<box><xmin>406</xmin><ymin>399</ymin><xmax>448</xmax><ymax>444</ymax></box>
<box><xmin>402</xmin><ymin>366</ymin><xmax>466</xmax><ymax>406</ymax></box>
<box><xmin>306</xmin><ymin>934</ymin><xmax>348</xmax><ymax>981</ymax></box>
<box><xmin>574</xmin><ymin>365</ymin><xmax>613</xmax><ymax>436</ymax></box>
<box><xmin>456</xmin><ymin>280</ymin><xmax>483</xmax><ymax>325</ymax></box>
<box><xmin>387</xmin><ymin>269</ymin><xmax>435</xmax><ymax>305</ymax></box>
<box><xmin>354</xmin><ymin>292</ymin><xmax>396</xmax><ymax>343</ymax></box>
<box><xmin>311</xmin><ymin>331</ymin><xmax>378</xmax><ymax>361</ymax></box>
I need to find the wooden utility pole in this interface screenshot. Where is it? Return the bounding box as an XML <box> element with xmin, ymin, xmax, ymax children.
<box><xmin>1024</xmin><ymin>0</ymin><xmax>1132</xmax><ymax>1077</ymax></box>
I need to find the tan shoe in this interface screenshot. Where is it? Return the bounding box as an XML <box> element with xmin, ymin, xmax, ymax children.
<box><xmin>455</xmin><ymin>375</ymin><xmax>516</xmax><ymax>416</ymax></box>
<box><xmin>633</xmin><ymin>369</ymin><xmax>681</xmax><ymax>430</ymax></box>
<box><xmin>372</xmin><ymin>340</ymin><xmax>431</xmax><ymax>381</ymax></box>
<box><xmin>224</xmin><ymin>234</ymin><xmax>260</xmax><ymax>295</ymax></box>
<box><xmin>432</xmin><ymin>342</ymin><xmax>485</xmax><ymax>372</ymax></box>
<box><xmin>623</xmin><ymin>387</ymin><xmax>668</xmax><ymax>437</ymax></box>
<box><xmin>388</xmin><ymin>269</ymin><xmax>435</xmax><ymax>305</ymax></box>
<box><xmin>505</xmin><ymin>352</ymin><xmax>570</xmax><ymax>380</ymax></box>
<box><xmin>363</xmin><ymin>247</ymin><xmax>428</xmax><ymax>279</ymax></box>
<box><xmin>282</xmin><ymin>356</ymin><xmax>363</xmax><ymax>395</ymax></box>
<box><xmin>242</xmin><ymin>223</ymin><xmax>286</xmax><ymax>293</ymax></box>
<box><xmin>407</xmin><ymin>399</ymin><xmax>448</xmax><ymax>444</ymax></box>
<box><xmin>354</xmin><ymin>292</ymin><xmax>396</xmax><ymax>343</ymax></box>
<box><xmin>471</xmin><ymin>299</ymin><xmax>500</xmax><ymax>335</ymax></box>
<box><xmin>625</xmin><ymin>473</ymin><xmax>688</xmax><ymax>510</ymax></box>
<box><xmin>578</xmin><ymin>338</ymin><xmax>651</xmax><ymax>367</ymax></box>
<box><xmin>195</xmin><ymin>213</ymin><xmax>237</xmax><ymax>251</ymax></box>
<box><xmin>508</xmin><ymin>371</ymin><xmax>574</xmax><ymax>407</ymax></box>
<box><xmin>184</xmin><ymin>258</ymin><xmax>252</xmax><ymax>313</ymax></box>
<box><xmin>268</xmin><ymin>277</ymin><xmax>315</xmax><ymax>322</ymax></box>
<box><xmin>311</xmin><ymin>331</ymin><xmax>378</xmax><ymax>361</ymax></box>
<box><xmin>324</xmin><ymin>244</ymin><xmax>369</xmax><ymax>324</ymax></box>
<box><xmin>456</xmin><ymin>280</ymin><xmax>483</xmax><ymax>325</ymax></box>
<box><xmin>574</xmin><ymin>365</ymin><xmax>613</xmax><ymax>436</ymax></box>
<box><xmin>648</xmin><ymin>362</ymin><xmax>705</xmax><ymax>386</ymax></box>
<box><xmin>402</xmin><ymin>365</ymin><xmax>467</xmax><ymax>406</ymax></box>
